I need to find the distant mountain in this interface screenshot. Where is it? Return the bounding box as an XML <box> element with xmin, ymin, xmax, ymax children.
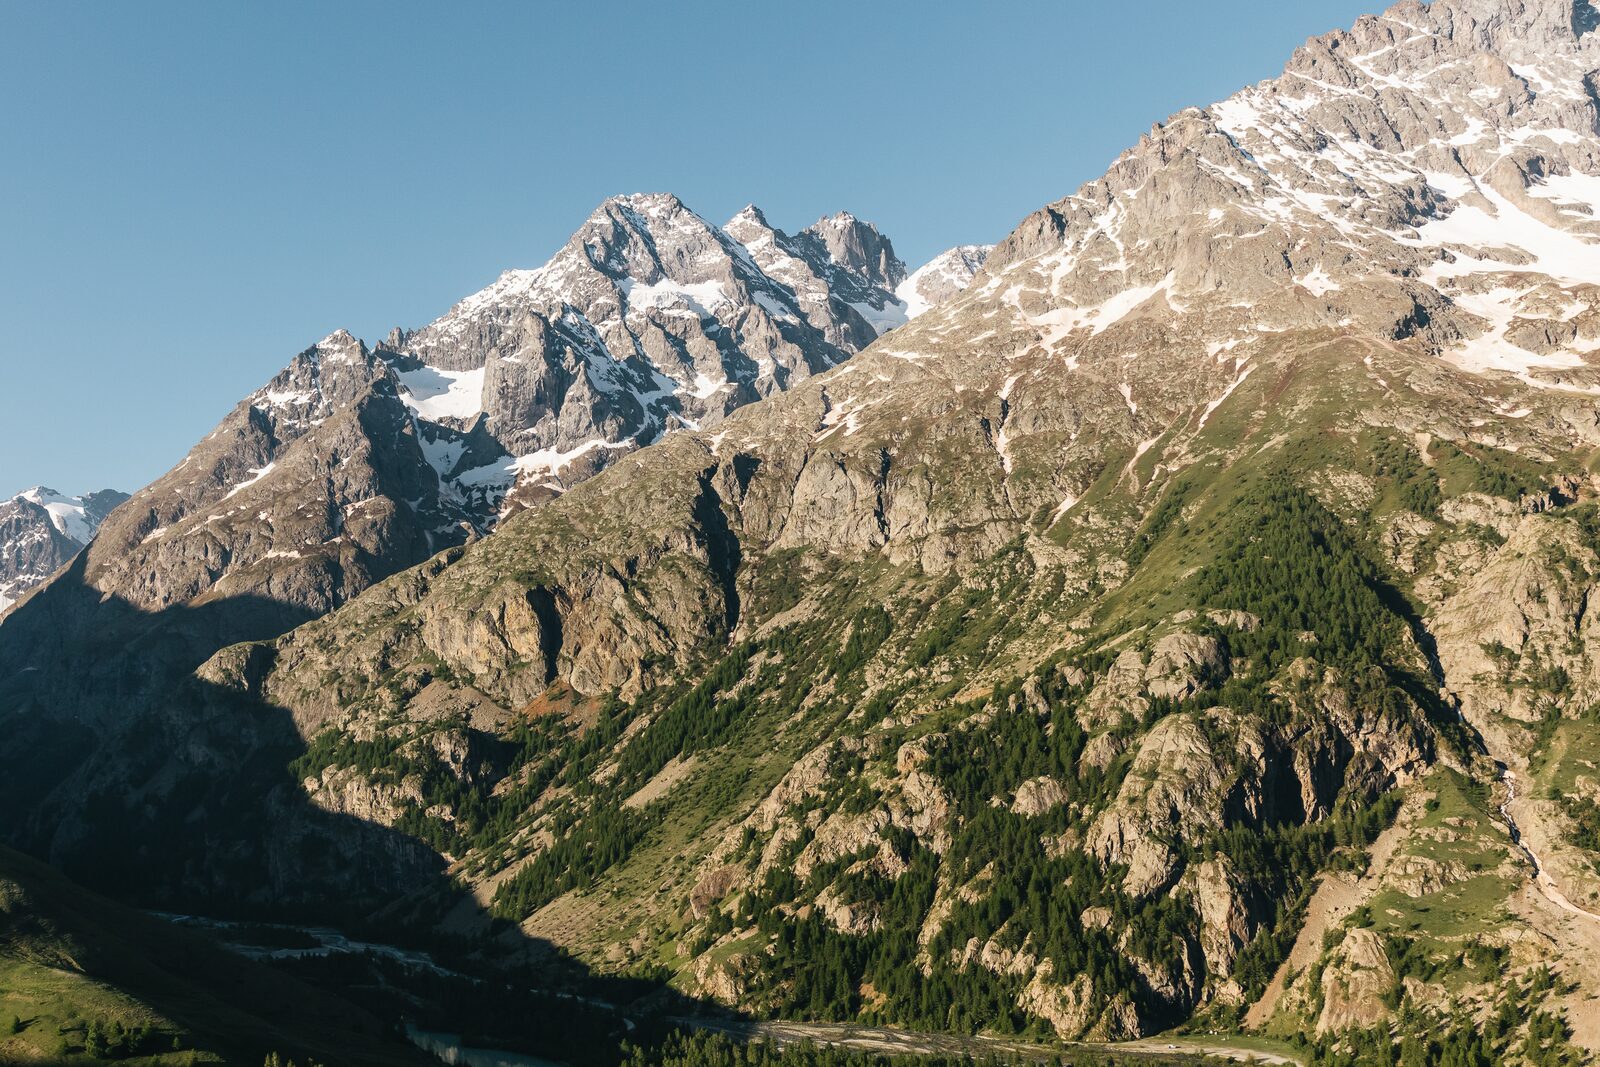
<box><xmin>41</xmin><ymin>195</ymin><xmax>983</xmax><ymax>640</ymax></box>
<box><xmin>0</xmin><ymin>487</ymin><xmax>126</xmax><ymax>613</ymax></box>
<box><xmin>895</xmin><ymin>244</ymin><xmax>992</xmax><ymax>319</ymax></box>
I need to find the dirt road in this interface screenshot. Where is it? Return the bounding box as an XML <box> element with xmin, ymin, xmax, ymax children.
<box><xmin>678</xmin><ymin>1017</ymin><xmax>1307</xmax><ymax>1067</ymax></box>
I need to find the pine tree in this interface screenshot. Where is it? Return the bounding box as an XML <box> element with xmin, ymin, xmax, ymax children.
<box><xmin>85</xmin><ymin>1019</ymin><xmax>109</xmax><ymax>1057</ymax></box>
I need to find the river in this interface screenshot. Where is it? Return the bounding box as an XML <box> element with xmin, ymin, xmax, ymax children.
<box><xmin>153</xmin><ymin>912</ymin><xmax>580</xmax><ymax>1064</ymax></box>
<box><xmin>1498</xmin><ymin>767</ymin><xmax>1600</xmax><ymax>924</ymax></box>
<box><xmin>405</xmin><ymin>1026</ymin><xmax>562</xmax><ymax>1067</ymax></box>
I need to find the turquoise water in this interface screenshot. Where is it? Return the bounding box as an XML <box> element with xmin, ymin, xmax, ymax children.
<box><xmin>405</xmin><ymin>1025</ymin><xmax>563</xmax><ymax>1067</ymax></box>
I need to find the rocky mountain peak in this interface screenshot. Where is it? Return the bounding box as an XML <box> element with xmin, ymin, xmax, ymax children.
<box><xmin>386</xmin><ymin>194</ymin><xmax>993</xmax><ymax>526</ymax></box>
<box><xmin>317</xmin><ymin>328</ymin><xmax>362</xmax><ymax>352</ymax></box>
<box><xmin>800</xmin><ymin>210</ymin><xmax>908</xmax><ymax>291</ymax></box>
<box><xmin>246</xmin><ymin>329</ymin><xmax>387</xmax><ymax>438</ymax></box>
<box><xmin>728</xmin><ymin>203</ymin><xmax>770</xmax><ymax>228</ymax></box>
<box><xmin>0</xmin><ymin>486</ymin><xmax>128</xmax><ymax>614</ymax></box>
<box><xmin>895</xmin><ymin>244</ymin><xmax>994</xmax><ymax>319</ymax></box>
<box><xmin>13</xmin><ymin>486</ymin><xmax>125</xmax><ymax>543</ymax></box>
<box><xmin>596</xmin><ymin>190</ymin><xmax>691</xmax><ymax>217</ymax></box>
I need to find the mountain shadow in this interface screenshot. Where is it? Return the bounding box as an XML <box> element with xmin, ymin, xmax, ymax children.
<box><xmin>0</xmin><ymin>560</ymin><xmax>727</xmax><ymax>1065</ymax></box>
<box><xmin>0</xmin><ymin>844</ymin><xmax>436</xmax><ymax>1065</ymax></box>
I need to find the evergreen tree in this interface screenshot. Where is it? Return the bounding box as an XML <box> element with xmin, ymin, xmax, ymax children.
<box><xmin>85</xmin><ymin>1019</ymin><xmax>108</xmax><ymax>1057</ymax></box>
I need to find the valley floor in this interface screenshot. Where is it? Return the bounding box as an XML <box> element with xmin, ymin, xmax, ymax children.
<box><xmin>680</xmin><ymin>1017</ymin><xmax>1306</xmax><ymax>1067</ymax></box>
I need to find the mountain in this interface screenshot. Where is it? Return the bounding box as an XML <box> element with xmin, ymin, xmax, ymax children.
<box><xmin>394</xmin><ymin>195</ymin><xmax>917</xmax><ymax>518</ymax></box>
<box><xmin>0</xmin><ymin>197</ymin><xmax>983</xmax><ymax>905</ymax></box>
<box><xmin>26</xmin><ymin>196</ymin><xmax>970</xmax><ymax>641</ymax></box>
<box><xmin>0</xmin><ymin>487</ymin><xmax>126</xmax><ymax>613</ymax></box>
<box><xmin>895</xmin><ymin>245</ymin><xmax>993</xmax><ymax>319</ymax></box>
<box><xmin>9</xmin><ymin>0</ymin><xmax>1600</xmax><ymax>1061</ymax></box>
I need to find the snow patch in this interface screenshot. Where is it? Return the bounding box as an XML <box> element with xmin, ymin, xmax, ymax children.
<box><xmin>848</xmin><ymin>298</ymin><xmax>909</xmax><ymax>334</ymax></box>
<box><xmin>1407</xmin><ymin>184</ymin><xmax>1600</xmax><ymax>287</ymax></box>
<box><xmin>416</xmin><ymin>428</ymin><xmax>468</xmax><ymax>490</ymax></box>
<box><xmin>690</xmin><ymin>373</ymin><xmax>729</xmax><ymax>400</ymax></box>
<box><xmin>621</xmin><ymin>278</ymin><xmax>730</xmax><ymax>319</ymax></box>
<box><xmin>1294</xmin><ymin>267</ymin><xmax>1340</xmax><ymax>297</ymax></box>
<box><xmin>1199</xmin><ymin>365</ymin><xmax>1256</xmax><ymax>429</ymax></box>
<box><xmin>1029</xmin><ymin>272</ymin><xmax>1177</xmax><ymax>346</ymax></box>
<box><xmin>223</xmin><ymin>464</ymin><xmax>277</xmax><ymax>500</ymax></box>
<box><xmin>753</xmin><ymin>291</ymin><xmax>799</xmax><ymax>323</ymax></box>
<box><xmin>455</xmin><ymin>439</ymin><xmax>634</xmax><ymax>494</ymax></box>
<box><xmin>397</xmin><ymin>365</ymin><xmax>486</xmax><ymax>421</ymax></box>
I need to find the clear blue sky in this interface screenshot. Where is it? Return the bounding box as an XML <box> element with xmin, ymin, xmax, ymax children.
<box><xmin>0</xmin><ymin>0</ymin><xmax>1389</xmax><ymax>500</ymax></box>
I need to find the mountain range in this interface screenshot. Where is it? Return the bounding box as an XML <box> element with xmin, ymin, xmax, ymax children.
<box><xmin>4</xmin><ymin>0</ymin><xmax>1600</xmax><ymax>1063</ymax></box>
<box><xmin>0</xmin><ymin>197</ymin><xmax>982</xmax><ymax>636</ymax></box>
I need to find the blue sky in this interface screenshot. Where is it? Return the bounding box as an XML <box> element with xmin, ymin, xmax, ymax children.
<box><xmin>1</xmin><ymin>0</ymin><xmax>1388</xmax><ymax>499</ymax></box>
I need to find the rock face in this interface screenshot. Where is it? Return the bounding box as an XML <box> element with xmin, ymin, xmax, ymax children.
<box><xmin>1317</xmin><ymin>928</ymin><xmax>1398</xmax><ymax>1034</ymax></box>
<box><xmin>1432</xmin><ymin>513</ymin><xmax>1600</xmax><ymax>727</ymax></box>
<box><xmin>1185</xmin><ymin>857</ymin><xmax>1259</xmax><ymax>992</ymax></box>
<box><xmin>1087</xmin><ymin>713</ymin><xmax>1234</xmax><ymax>896</ymax></box>
<box><xmin>1018</xmin><ymin>968</ymin><xmax>1142</xmax><ymax>1041</ymax></box>
<box><xmin>0</xmin><ymin>487</ymin><xmax>125</xmax><ymax>614</ymax></box>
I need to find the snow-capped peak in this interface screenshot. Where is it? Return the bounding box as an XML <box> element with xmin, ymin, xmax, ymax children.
<box><xmin>16</xmin><ymin>487</ymin><xmax>111</xmax><ymax>544</ymax></box>
<box><xmin>596</xmin><ymin>191</ymin><xmax>691</xmax><ymax>219</ymax></box>
<box><xmin>385</xmin><ymin>193</ymin><xmax>937</xmax><ymax>522</ymax></box>
<box><xmin>1</xmin><ymin>485</ymin><xmax>129</xmax><ymax>615</ymax></box>
<box><xmin>896</xmin><ymin>245</ymin><xmax>994</xmax><ymax>319</ymax></box>
<box><xmin>318</xmin><ymin>328</ymin><xmax>358</xmax><ymax>347</ymax></box>
<box><xmin>729</xmin><ymin>204</ymin><xmax>770</xmax><ymax>228</ymax></box>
